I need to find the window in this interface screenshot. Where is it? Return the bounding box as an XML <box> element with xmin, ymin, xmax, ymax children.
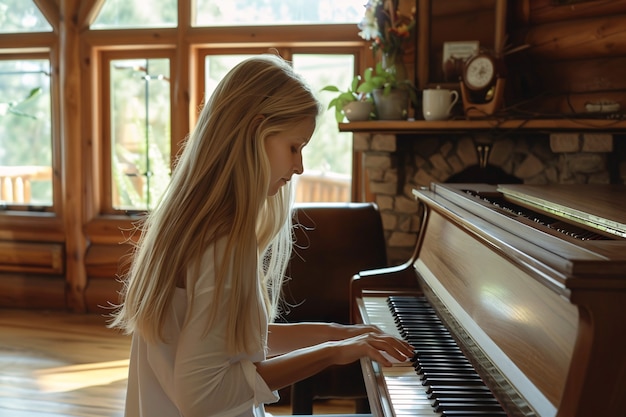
<box><xmin>0</xmin><ymin>58</ymin><xmax>53</xmax><ymax>208</ymax></box>
<box><xmin>292</xmin><ymin>54</ymin><xmax>354</xmax><ymax>202</ymax></box>
<box><xmin>92</xmin><ymin>0</ymin><xmax>177</xmax><ymax>29</ymax></box>
<box><xmin>105</xmin><ymin>55</ymin><xmax>173</xmax><ymax>212</ymax></box>
<box><xmin>0</xmin><ymin>0</ymin><xmax>52</xmax><ymax>33</ymax></box>
<box><xmin>194</xmin><ymin>0</ymin><xmax>365</xmax><ymax>26</ymax></box>
<box><xmin>204</xmin><ymin>54</ymin><xmax>255</xmax><ymax>96</ymax></box>
<box><xmin>0</xmin><ymin>1</ymin><xmax>54</xmax><ymax>212</ymax></box>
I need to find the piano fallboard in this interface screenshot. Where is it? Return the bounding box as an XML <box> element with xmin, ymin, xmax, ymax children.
<box><xmin>352</xmin><ymin>183</ymin><xmax>626</xmax><ymax>417</ymax></box>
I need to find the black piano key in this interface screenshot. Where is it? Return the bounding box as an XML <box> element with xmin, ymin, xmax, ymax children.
<box><xmin>409</xmin><ymin>333</ymin><xmax>454</xmax><ymax>339</ymax></box>
<box><xmin>441</xmin><ymin>411</ymin><xmax>508</xmax><ymax>417</ymax></box>
<box><xmin>393</xmin><ymin>303</ymin><xmax>435</xmax><ymax>308</ymax></box>
<box><xmin>423</xmin><ymin>378</ymin><xmax>487</xmax><ymax>387</ymax></box>
<box><xmin>414</xmin><ymin>352</ymin><xmax>465</xmax><ymax>359</ymax></box>
<box><xmin>394</xmin><ymin>310</ymin><xmax>441</xmax><ymax>316</ymax></box>
<box><xmin>426</xmin><ymin>385</ymin><xmax>493</xmax><ymax>395</ymax></box>
<box><xmin>402</xmin><ymin>326</ymin><xmax>449</xmax><ymax>332</ymax></box>
<box><xmin>414</xmin><ymin>346</ymin><xmax>463</xmax><ymax>352</ymax></box>
<box><xmin>437</xmin><ymin>403</ymin><xmax>507</xmax><ymax>412</ymax></box>
<box><xmin>393</xmin><ymin>310</ymin><xmax>440</xmax><ymax>316</ymax></box>
<box><xmin>404</xmin><ymin>333</ymin><xmax>450</xmax><ymax>339</ymax></box>
<box><xmin>418</xmin><ymin>362</ymin><xmax>472</xmax><ymax>369</ymax></box>
<box><xmin>406</xmin><ymin>336</ymin><xmax>455</xmax><ymax>343</ymax></box>
<box><xmin>428</xmin><ymin>390</ymin><xmax>496</xmax><ymax>400</ymax></box>
<box><xmin>439</xmin><ymin>404</ymin><xmax>506</xmax><ymax>411</ymax></box>
<box><xmin>411</xmin><ymin>342</ymin><xmax>459</xmax><ymax>348</ymax></box>
<box><xmin>415</xmin><ymin>354</ymin><xmax>469</xmax><ymax>360</ymax></box>
<box><xmin>436</xmin><ymin>403</ymin><xmax>506</xmax><ymax>412</ymax></box>
<box><xmin>419</xmin><ymin>367</ymin><xmax>479</xmax><ymax>374</ymax></box>
<box><xmin>418</xmin><ymin>367</ymin><xmax>476</xmax><ymax>375</ymax></box>
<box><xmin>417</xmin><ymin>365</ymin><xmax>476</xmax><ymax>372</ymax></box>
<box><xmin>433</xmin><ymin>397</ymin><xmax>501</xmax><ymax>407</ymax></box>
<box><xmin>426</xmin><ymin>374</ymin><xmax>481</xmax><ymax>383</ymax></box>
<box><xmin>405</xmin><ymin>333</ymin><xmax>454</xmax><ymax>339</ymax></box>
<box><xmin>403</xmin><ymin>326</ymin><xmax>447</xmax><ymax>332</ymax></box>
<box><xmin>415</xmin><ymin>362</ymin><xmax>473</xmax><ymax>370</ymax></box>
<box><xmin>396</xmin><ymin>318</ymin><xmax>443</xmax><ymax>326</ymax></box>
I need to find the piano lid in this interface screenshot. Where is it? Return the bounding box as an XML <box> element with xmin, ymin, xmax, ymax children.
<box><xmin>497</xmin><ymin>184</ymin><xmax>626</xmax><ymax>238</ymax></box>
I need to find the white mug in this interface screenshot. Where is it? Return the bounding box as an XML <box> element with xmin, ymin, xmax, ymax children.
<box><xmin>422</xmin><ymin>87</ymin><xmax>459</xmax><ymax>121</ymax></box>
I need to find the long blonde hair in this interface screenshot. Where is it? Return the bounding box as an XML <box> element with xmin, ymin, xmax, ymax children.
<box><xmin>110</xmin><ymin>54</ymin><xmax>320</xmax><ymax>355</ymax></box>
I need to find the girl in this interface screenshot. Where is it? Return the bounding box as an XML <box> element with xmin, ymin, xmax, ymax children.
<box><xmin>110</xmin><ymin>54</ymin><xmax>413</xmax><ymax>417</ymax></box>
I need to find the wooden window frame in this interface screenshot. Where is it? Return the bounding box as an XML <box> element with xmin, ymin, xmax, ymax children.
<box><xmin>0</xmin><ymin>47</ymin><xmax>63</xmax><ymax>237</ymax></box>
<box><xmin>96</xmin><ymin>48</ymin><xmax>177</xmax><ymax>215</ymax></box>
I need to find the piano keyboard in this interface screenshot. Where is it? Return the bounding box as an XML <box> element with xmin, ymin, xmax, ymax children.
<box><xmin>363</xmin><ymin>295</ymin><xmax>507</xmax><ymax>417</ymax></box>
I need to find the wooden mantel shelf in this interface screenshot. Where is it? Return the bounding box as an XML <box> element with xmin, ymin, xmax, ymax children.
<box><xmin>338</xmin><ymin>118</ymin><xmax>626</xmax><ymax>134</ymax></box>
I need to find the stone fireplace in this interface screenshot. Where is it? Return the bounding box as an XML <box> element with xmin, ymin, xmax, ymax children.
<box><xmin>354</xmin><ymin>131</ymin><xmax>625</xmax><ymax>264</ymax></box>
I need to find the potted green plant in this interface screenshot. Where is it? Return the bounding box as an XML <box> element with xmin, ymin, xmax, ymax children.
<box><xmin>321</xmin><ymin>74</ymin><xmax>374</xmax><ymax>123</ymax></box>
<box><xmin>357</xmin><ymin>62</ymin><xmax>418</xmax><ymax>120</ymax></box>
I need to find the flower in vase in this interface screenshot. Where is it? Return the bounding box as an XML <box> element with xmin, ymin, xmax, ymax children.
<box><xmin>357</xmin><ymin>0</ymin><xmax>416</xmax><ymax>63</ymax></box>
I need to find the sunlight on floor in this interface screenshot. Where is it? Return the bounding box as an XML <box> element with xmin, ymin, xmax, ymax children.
<box><xmin>34</xmin><ymin>359</ymin><xmax>129</xmax><ymax>393</ymax></box>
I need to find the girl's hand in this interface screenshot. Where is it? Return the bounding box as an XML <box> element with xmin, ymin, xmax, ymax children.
<box><xmin>330</xmin><ymin>331</ymin><xmax>414</xmax><ymax>367</ymax></box>
<box><xmin>328</xmin><ymin>322</ymin><xmax>386</xmax><ymax>340</ymax></box>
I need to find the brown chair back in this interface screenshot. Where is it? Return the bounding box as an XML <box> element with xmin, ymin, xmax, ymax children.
<box><xmin>280</xmin><ymin>202</ymin><xmax>388</xmax><ymax>324</ymax></box>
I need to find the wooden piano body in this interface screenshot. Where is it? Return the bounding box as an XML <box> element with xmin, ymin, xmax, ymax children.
<box><xmin>351</xmin><ymin>183</ymin><xmax>626</xmax><ymax>417</ymax></box>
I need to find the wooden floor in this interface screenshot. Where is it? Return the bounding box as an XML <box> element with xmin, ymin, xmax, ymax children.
<box><xmin>0</xmin><ymin>309</ymin><xmax>356</xmax><ymax>416</ymax></box>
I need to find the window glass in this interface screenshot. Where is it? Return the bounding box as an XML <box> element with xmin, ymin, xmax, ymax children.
<box><xmin>0</xmin><ymin>59</ymin><xmax>52</xmax><ymax>207</ymax></box>
<box><xmin>110</xmin><ymin>58</ymin><xmax>171</xmax><ymax>211</ymax></box>
<box><xmin>194</xmin><ymin>0</ymin><xmax>364</xmax><ymax>26</ymax></box>
<box><xmin>292</xmin><ymin>54</ymin><xmax>353</xmax><ymax>202</ymax></box>
<box><xmin>203</xmin><ymin>54</ymin><xmax>354</xmax><ymax>203</ymax></box>
<box><xmin>92</xmin><ymin>0</ymin><xmax>177</xmax><ymax>29</ymax></box>
<box><xmin>204</xmin><ymin>54</ymin><xmax>254</xmax><ymax>99</ymax></box>
<box><xmin>0</xmin><ymin>0</ymin><xmax>52</xmax><ymax>33</ymax></box>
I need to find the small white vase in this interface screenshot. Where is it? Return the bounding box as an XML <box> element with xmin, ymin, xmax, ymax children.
<box><xmin>343</xmin><ymin>101</ymin><xmax>374</xmax><ymax>122</ymax></box>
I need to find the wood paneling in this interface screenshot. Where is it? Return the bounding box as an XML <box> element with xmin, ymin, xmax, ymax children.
<box><xmin>522</xmin><ymin>14</ymin><xmax>626</xmax><ymax>60</ymax></box>
<box><xmin>521</xmin><ymin>0</ymin><xmax>626</xmax><ymax>24</ymax></box>
<box><xmin>0</xmin><ymin>241</ymin><xmax>64</xmax><ymax>275</ymax></box>
<box><xmin>0</xmin><ymin>275</ymin><xmax>66</xmax><ymax>310</ymax></box>
<box><xmin>83</xmin><ymin>242</ymin><xmax>133</xmax><ymax>313</ymax></box>
<box><xmin>508</xmin><ymin>0</ymin><xmax>626</xmax><ymax>114</ymax></box>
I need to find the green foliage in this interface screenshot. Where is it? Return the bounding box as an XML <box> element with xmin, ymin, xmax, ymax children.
<box><xmin>321</xmin><ymin>74</ymin><xmax>371</xmax><ymax>123</ymax></box>
<box><xmin>0</xmin><ymin>61</ymin><xmax>52</xmax><ymax>173</ymax></box>
<box><xmin>0</xmin><ymin>87</ymin><xmax>42</xmax><ymax>119</ymax></box>
<box><xmin>357</xmin><ymin>62</ymin><xmax>418</xmax><ymax>107</ymax></box>
<box><xmin>113</xmin><ymin>138</ymin><xmax>171</xmax><ymax>211</ymax></box>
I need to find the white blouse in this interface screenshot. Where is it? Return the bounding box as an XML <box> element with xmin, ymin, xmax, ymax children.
<box><xmin>124</xmin><ymin>241</ymin><xmax>279</xmax><ymax>417</ymax></box>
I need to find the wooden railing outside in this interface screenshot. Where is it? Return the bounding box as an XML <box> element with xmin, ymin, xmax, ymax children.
<box><xmin>294</xmin><ymin>171</ymin><xmax>351</xmax><ymax>203</ymax></box>
<box><xmin>0</xmin><ymin>166</ymin><xmax>52</xmax><ymax>204</ymax></box>
<box><xmin>0</xmin><ymin>166</ymin><xmax>350</xmax><ymax>205</ymax></box>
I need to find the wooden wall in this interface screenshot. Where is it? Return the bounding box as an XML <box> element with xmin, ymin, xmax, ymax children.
<box><xmin>507</xmin><ymin>0</ymin><xmax>626</xmax><ymax>114</ymax></box>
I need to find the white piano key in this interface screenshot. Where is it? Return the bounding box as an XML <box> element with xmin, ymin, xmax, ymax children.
<box><xmin>361</xmin><ymin>296</ymin><xmax>460</xmax><ymax>417</ymax></box>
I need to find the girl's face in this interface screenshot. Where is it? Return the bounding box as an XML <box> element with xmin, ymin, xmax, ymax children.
<box><xmin>264</xmin><ymin>117</ymin><xmax>315</xmax><ymax>196</ymax></box>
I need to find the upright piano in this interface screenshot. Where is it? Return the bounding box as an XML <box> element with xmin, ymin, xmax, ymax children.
<box><xmin>351</xmin><ymin>183</ymin><xmax>626</xmax><ymax>417</ymax></box>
